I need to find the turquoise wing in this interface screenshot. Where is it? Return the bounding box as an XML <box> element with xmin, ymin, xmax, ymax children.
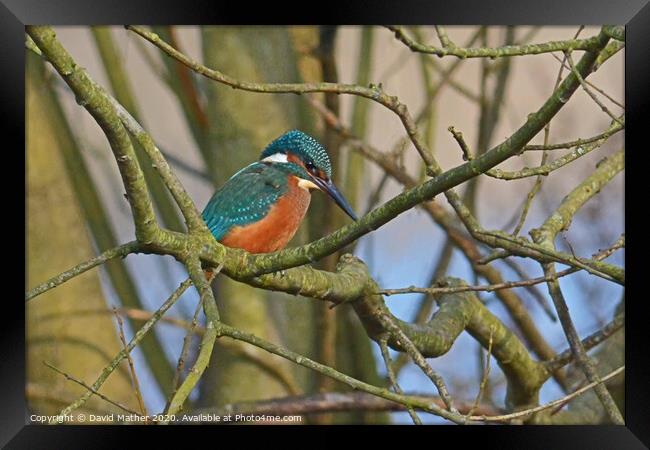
<box><xmin>201</xmin><ymin>163</ymin><xmax>288</xmax><ymax>240</ymax></box>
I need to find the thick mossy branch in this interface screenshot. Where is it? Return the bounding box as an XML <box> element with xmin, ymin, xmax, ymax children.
<box><xmin>309</xmin><ymin>109</ymin><xmax>562</xmax><ymax>371</ymax></box>
<box><xmin>106</xmin><ymin>95</ymin><xmax>208</xmax><ymax>234</ymax></box>
<box><xmin>27</xmin><ymin>26</ymin><xmax>157</xmax><ymax>244</ymax></box>
<box><xmin>595</xmin><ymin>40</ymin><xmax>625</xmax><ymax>70</ymax></box>
<box><xmin>201</xmin><ymin>249</ymin><xmax>548</xmax><ymax>409</ymax></box>
<box><xmin>528</xmin><ymin>148</ymin><xmax>625</xmax><ymax>424</ymax></box>
<box><xmin>164</xmin><ymin>258</ymin><xmax>220</xmax><ymax>418</ymax></box>
<box><xmin>602</xmin><ymin>26</ymin><xmax>625</xmax><ymax>42</ymax></box>
<box><xmin>350</xmin><ymin>273</ymin><xmax>547</xmax><ymax>409</ymax></box>
<box><xmin>530</xmin><ymin>149</ymin><xmax>624</xmax><ymax>247</ymax></box>
<box><xmin>205</xmin><ymin>29</ymin><xmax>613</xmax><ymax>277</ymax></box>
<box><xmin>246</xmin><ymin>253</ymin><xmax>369</xmax><ymax>303</ymax></box>
<box><xmin>246</xmin><ymin>251</ymin><xmax>548</xmax><ymax>410</ymax></box>
<box><xmin>92</xmin><ymin>27</ymin><xmax>186</xmax><ymax>233</ymax></box>
<box><xmin>120</xmin><ymin>24</ymin><xmax>618</xmax><ymax>286</ymax></box>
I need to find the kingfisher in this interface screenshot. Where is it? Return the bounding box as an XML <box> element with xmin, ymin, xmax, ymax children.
<box><xmin>202</xmin><ymin>130</ymin><xmax>357</xmax><ymax>254</ymax></box>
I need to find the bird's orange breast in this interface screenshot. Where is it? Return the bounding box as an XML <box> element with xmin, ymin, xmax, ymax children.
<box><xmin>220</xmin><ymin>176</ymin><xmax>311</xmax><ymax>253</ymax></box>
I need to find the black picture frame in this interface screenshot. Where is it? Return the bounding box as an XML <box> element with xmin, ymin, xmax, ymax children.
<box><xmin>5</xmin><ymin>0</ymin><xmax>647</xmax><ymax>447</ymax></box>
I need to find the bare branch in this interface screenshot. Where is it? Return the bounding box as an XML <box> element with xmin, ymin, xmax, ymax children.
<box><xmin>379</xmin><ymin>338</ymin><xmax>422</xmax><ymax>425</ymax></box>
<box><xmin>112</xmin><ymin>307</ymin><xmax>148</xmax><ymax>416</ymax></box>
<box><xmin>43</xmin><ymin>361</ymin><xmax>141</xmax><ymax>419</ymax></box>
<box><xmin>469</xmin><ymin>366</ymin><xmax>624</xmax><ymax>423</ymax></box>
<box><xmin>544</xmin><ymin>314</ymin><xmax>625</xmax><ymax>373</ymax></box>
<box><xmin>191</xmin><ymin>392</ymin><xmax>501</xmax><ymax>419</ymax></box>
<box><xmin>26</xmin><ymin>241</ymin><xmax>140</xmax><ymax>302</ymax></box>
<box><xmin>386</xmin><ymin>26</ymin><xmax>605</xmax><ymax>58</ymax></box>
<box><xmin>50</xmin><ymin>278</ymin><xmax>193</xmax><ymax>422</ymax></box>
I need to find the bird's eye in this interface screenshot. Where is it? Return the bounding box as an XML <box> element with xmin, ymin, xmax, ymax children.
<box><xmin>305</xmin><ymin>161</ymin><xmax>316</xmax><ymax>172</ymax></box>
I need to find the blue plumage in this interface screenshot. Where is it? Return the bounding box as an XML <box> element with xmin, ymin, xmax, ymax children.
<box><xmin>260</xmin><ymin>130</ymin><xmax>332</xmax><ymax>178</ymax></box>
<box><xmin>202</xmin><ymin>162</ymin><xmax>289</xmax><ymax>240</ymax></box>
<box><xmin>201</xmin><ymin>130</ymin><xmax>356</xmax><ymax>249</ymax></box>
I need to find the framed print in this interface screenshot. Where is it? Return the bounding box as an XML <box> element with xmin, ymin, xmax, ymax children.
<box><xmin>5</xmin><ymin>0</ymin><xmax>648</xmax><ymax>447</ymax></box>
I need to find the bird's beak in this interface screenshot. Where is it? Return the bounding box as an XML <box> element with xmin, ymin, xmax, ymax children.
<box><xmin>312</xmin><ymin>176</ymin><xmax>358</xmax><ymax>221</ymax></box>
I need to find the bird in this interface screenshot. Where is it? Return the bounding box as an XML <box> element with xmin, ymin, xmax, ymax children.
<box><xmin>202</xmin><ymin>130</ymin><xmax>357</xmax><ymax>254</ymax></box>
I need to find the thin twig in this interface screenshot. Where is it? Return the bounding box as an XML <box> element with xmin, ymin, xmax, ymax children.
<box><xmin>542</xmin><ymin>266</ymin><xmax>623</xmax><ymax>425</ymax></box>
<box><xmin>112</xmin><ymin>307</ymin><xmax>148</xmax><ymax>417</ymax></box>
<box><xmin>565</xmin><ymin>51</ymin><xmax>624</xmax><ymax>126</ymax></box>
<box><xmin>468</xmin><ymin>365</ymin><xmax>624</xmax><ymax>422</ymax></box>
<box><xmin>467</xmin><ymin>325</ymin><xmax>494</xmax><ymax>418</ymax></box>
<box><xmin>218</xmin><ymin>324</ymin><xmax>471</xmax><ymax>424</ymax></box>
<box><xmin>126</xmin><ymin>25</ymin><xmax>437</xmax><ymax>169</ymax></box>
<box><xmin>379</xmin><ymin>338</ymin><xmax>422</xmax><ymax>425</ymax></box>
<box><xmin>487</xmin><ymin>117</ymin><xmax>623</xmax><ymax>180</ymax></box>
<box><xmin>51</xmin><ymin>278</ymin><xmax>193</xmax><ymax>422</ymax></box>
<box><xmin>477</xmin><ymin>230</ymin><xmax>624</xmax><ymax>284</ymax></box>
<box><xmin>36</xmin><ymin>307</ymin><xmax>202</xmax><ymax>334</ymax></box>
<box><xmin>378</xmin><ymin>269</ymin><xmax>576</xmax><ymax>297</ymax></box>
<box><xmin>26</xmin><ymin>241</ymin><xmax>140</xmax><ymax>302</ymax></box>
<box><xmin>523</xmin><ymin>120</ymin><xmax>624</xmax><ymax>151</ymax></box>
<box><xmin>43</xmin><ymin>361</ymin><xmax>141</xmax><ymax>418</ymax></box>
<box><xmin>377</xmin><ymin>313</ymin><xmax>457</xmax><ymax>414</ymax></box>
<box><xmin>386</xmin><ymin>26</ymin><xmax>603</xmax><ymax>58</ymax></box>
<box><xmin>551</xmin><ymin>52</ymin><xmax>624</xmax><ymax>109</ymax></box>
<box><xmin>448</xmin><ymin>126</ymin><xmax>473</xmax><ymax>161</ymax></box>
<box><xmin>508</xmin><ymin>26</ymin><xmax>579</xmax><ymax>236</ymax></box>
<box><xmin>544</xmin><ymin>313</ymin><xmax>625</xmax><ymax>372</ymax></box>
<box><xmin>434</xmin><ymin>26</ymin><xmax>454</xmax><ymax>48</ymax></box>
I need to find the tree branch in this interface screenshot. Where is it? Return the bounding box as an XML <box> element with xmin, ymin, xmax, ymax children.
<box><xmin>190</xmin><ymin>391</ymin><xmax>500</xmax><ymax>419</ymax></box>
<box><xmin>530</xmin><ymin>149</ymin><xmax>625</xmax><ymax>424</ymax></box>
<box><xmin>387</xmin><ymin>26</ymin><xmax>605</xmax><ymax>58</ymax></box>
<box><xmin>27</xmin><ymin>26</ymin><xmax>158</xmax><ymax>244</ymax></box>
<box><xmin>216</xmin><ymin>322</ymin><xmax>470</xmax><ymax>424</ymax></box>
<box><xmin>544</xmin><ymin>313</ymin><xmax>624</xmax><ymax>373</ymax></box>
<box><xmin>379</xmin><ymin>338</ymin><xmax>422</xmax><ymax>424</ymax></box>
<box><xmin>472</xmin><ymin>365</ymin><xmax>624</xmax><ymax>423</ymax></box>
<box><xmin>126</xmin><ymin>25</ymin><xmax>437</xmax><ymax>170</ymax></box>
<box><xmin>49</xmin><ymin>278</ymin><xmax>193</xmax><ymax>422</ymax></box>
<box><xmin>487</xmin><ymin>118</ymin><xmax>623</xmax><ymax>180</ymax></box>
<box><xmin>163</xmin><ymin>260</ymin><xmax>221</xmax><ymax>419</ymax></box>
<box><xmin>523</xmin><ymin>119</ymin><xmax>624</xmax><ymax>151</ymax></box>
<box><xmin>25</xmin><ymin>241</ymin><xmax>140</xmax><ymax>301</ymax></box>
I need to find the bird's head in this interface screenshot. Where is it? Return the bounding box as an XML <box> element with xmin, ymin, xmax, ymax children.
<box><xmin>260</xmin><ymin>130</ymin><xmax>358</xmax><ymax>221</ymax></box>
